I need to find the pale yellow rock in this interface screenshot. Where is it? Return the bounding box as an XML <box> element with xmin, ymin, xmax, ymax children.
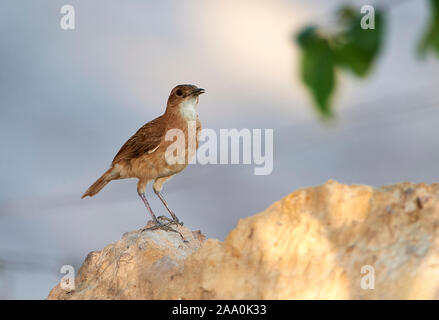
<box><xmin>47</xmin><ymin>180</ymin><xmax>439</xmax><ymax>300</ymax></box>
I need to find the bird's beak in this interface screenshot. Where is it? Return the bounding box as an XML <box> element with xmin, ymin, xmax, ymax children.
<box><xmin>191</xmin><ymin>88</ymin><xmax>205</xmax><ymax>96</ymax></box>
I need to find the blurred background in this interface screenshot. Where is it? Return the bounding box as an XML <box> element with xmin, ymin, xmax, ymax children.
<box><xmin>0</xmin><ymin>0</ymin><xmax>438</xmax><ymax>299</ymax></box>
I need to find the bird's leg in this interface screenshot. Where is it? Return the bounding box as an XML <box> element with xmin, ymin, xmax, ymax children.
<box><xmin>154</xmin><ymin>189</ymin><xmax>183</xmax><ymax>226</ymax></box>
<box><xmin>152</xmin><ymin>177</ymin><xmax>183</xmax><ymax>225</ymax></box>
<box><xmin>138</xmin><ymin>191</ymin><xmax>160</xmax><ymax>225</ymax></box>
<box><xmin>137</xmin><ymin>191</ymin><xmax>181</xmax><ymax>236</ymax></box>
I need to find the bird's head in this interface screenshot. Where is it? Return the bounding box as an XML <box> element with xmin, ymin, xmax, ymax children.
<box><xmin>166</xmin><ymin>84</ymin><xmax>205</xmax><ymax>118</ymax></box>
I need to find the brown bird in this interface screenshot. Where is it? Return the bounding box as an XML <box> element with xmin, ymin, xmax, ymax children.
<box><xmin>81</xmin><ymin>84</ymin><xmax>205</xmax><ymax>232</ymax></box>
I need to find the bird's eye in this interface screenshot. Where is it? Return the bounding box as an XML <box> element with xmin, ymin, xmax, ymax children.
<box><xmin>176</xmin><ymin>89</ymin><xmax>183</xmax><ymax>96</ymax></box>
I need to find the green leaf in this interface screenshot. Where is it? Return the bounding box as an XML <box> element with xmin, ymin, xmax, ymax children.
<box><xmin>297</xmin><ymin>28</ymin><xmax>335</xmax><ymax>117</ymax></box>
<box><xmin>296</xmin><ymin>26</ymin><xmax>319</xmax><ymax>47</ymax></box>
<box><xmin>333</xmin><ymin>5</ymin><xmax>384</xmax><ymax>77</ymax></box>
<box><xmin>295</xmin><ymin>6</ymin><xmax>385</xmax><ymax>117</ymax></box>
<box><xmin>418</xmin><ymin>0</ymin><xmax>439</xmax><ymax>57</ymax></box>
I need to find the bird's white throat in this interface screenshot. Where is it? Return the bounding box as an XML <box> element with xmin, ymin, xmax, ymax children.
<box><xmin>179</xmin><ymin>97</ymin><xmax>198</xmax><ymax>120</ymax></box>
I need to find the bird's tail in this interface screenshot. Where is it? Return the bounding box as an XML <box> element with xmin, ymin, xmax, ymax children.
<box><xmin>81</xmin><ymin>168</ymin><xmax>114</xmax><ymax>198</ymax></box>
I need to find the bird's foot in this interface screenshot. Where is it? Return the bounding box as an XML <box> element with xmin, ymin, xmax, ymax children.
<box><xmin>142</xmin><ymin>219</ymin><xmax>176</xmax><ymax>232</ymax></box>
<box><xmin>142</xmin><ymin>219</ymin><xmax>186</xmax><ymax>241</ymax></box>
<box><xmin>174</xmin><ymin>217</ymin><xmax>184</xmax><ymax>226</ymax></box>
<box><xmin>157</xmin><ymin>215</ymin><xmax>184</xmax><ymax>226</ymax></box>
<box><xmin>157</xmin><ymin>215</ymin><xmax>172</xmax><ymax>223</ymax></box>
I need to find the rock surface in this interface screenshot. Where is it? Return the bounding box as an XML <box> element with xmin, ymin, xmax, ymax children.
<box><xmin>48</xmin><ymin>180</ymin><xmax>439</xmax><ymax>299</ymax></box>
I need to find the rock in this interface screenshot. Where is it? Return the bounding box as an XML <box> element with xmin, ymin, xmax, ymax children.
<box><xmin>48</xmin><ymin>180</ymin><xmax>439</xmax><ymax>299</ymax></box>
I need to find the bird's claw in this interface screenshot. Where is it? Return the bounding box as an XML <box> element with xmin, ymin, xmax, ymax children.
<box><xmin>142</xmin><ymin>220</ymin><xmax>175</xmax><ymax>232</ymax></box>
<box><xmin>157</xmin><ymin>215</ymin><xmax>184</xmax><ymax>226</ymax></box>
<box><xmin>157</xmin><ymin>215</ymin><xmax>172</xmax><ymax>222</ymax></box>
<box><xmin>142</xmin><ymin>219</ymin><xmax>186</xmax><ymax>241</ymax></box>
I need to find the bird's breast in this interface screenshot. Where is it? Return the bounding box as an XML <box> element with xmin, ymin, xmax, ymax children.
<box><xmin>126</xmin><ymin>117</ymin><xmax>201</xmax><ymax>180</ymax></box>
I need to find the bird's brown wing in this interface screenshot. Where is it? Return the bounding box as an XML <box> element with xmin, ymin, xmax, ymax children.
<box><xmin>112</xmin><ymin>115</ymin><xmax>166</xmax><ymax>165</ymax></box>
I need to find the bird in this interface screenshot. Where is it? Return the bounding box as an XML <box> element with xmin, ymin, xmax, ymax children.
<box><xmin>81</xmin><ymin>84</ymin><xmax>205</xmax><ymax>232</ymax></box>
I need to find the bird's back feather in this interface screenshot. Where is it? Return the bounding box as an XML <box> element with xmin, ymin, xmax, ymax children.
<box><xmin>112</xmin><ymin>115</ymin><xmax>166</xmax><ymax>165</ymax></box>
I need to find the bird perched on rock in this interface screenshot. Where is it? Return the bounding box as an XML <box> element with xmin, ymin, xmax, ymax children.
<box><xmin>81</xmin><ymin>84</ymin><xmax>205</xmax><ymax>232</ymax></box>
